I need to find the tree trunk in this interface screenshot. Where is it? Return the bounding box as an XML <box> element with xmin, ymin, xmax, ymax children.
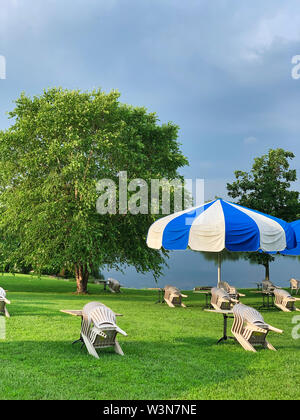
<box><xmin>75</xmin><ymin>263</ymin><xmax>89</xmax><ymax>294</ymax></box>
<box><xmin>264</xmin><ymin>262</ymin><xmax>270</xmax><ymax>281</ymax></box>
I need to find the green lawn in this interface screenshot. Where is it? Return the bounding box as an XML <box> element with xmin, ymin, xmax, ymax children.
<box><xmin>0</xmin><ymin>274</ymin><xmax>299</xmax><ymax>400</ymax></box>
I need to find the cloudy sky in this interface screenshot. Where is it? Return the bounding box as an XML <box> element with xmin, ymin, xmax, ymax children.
<box><xmin>1</xmin><ymin>0</ymin><xmax>300</xmax><ymax>288</ymax></box>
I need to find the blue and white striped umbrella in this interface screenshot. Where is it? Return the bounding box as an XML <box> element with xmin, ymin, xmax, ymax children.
<box><xmin>281</xmin><ymin>220</ymin><xmax>300</xmax><ymax>255</ymax></box>
<box><xmin>147</xmin><ymin>199</ymin><xmax>296</xmax><ymax>284</ymax></box>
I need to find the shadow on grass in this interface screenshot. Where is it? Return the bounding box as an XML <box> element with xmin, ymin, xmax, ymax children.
<box><xmin>0</xmin><ymin>336</ymin><xmax>255</xmax><ymax>399</ymax></box>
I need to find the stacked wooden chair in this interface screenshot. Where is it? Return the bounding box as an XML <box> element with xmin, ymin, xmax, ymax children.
<box><xmin>0</xmin><ymin>287</ymin><xmax>10</xmax><ymax>318</ymax></box>
<box><xmin>107</xmin><ymin>278</ymin><xmax>122</xmax><ymax>293</ymax></box>
<box><xmin>164</xmin><ymin>285</ymin><xmax>188</xmax><ymax>308</ymax></box>
<box><xmin>290</xmin><ymin>278</ymin><xmax>300</xmax><ymax>295</ymax></box>
<box><xmin>262</xmin><ymin>279</ymin><xmax>279</xmax><ymax>293</ymax></box>
<box><xmin>81</xmin><ymin>302</ymin><xmax>127</xmax><ymax>359</ymax></box>
<box><xmin>273</xmin><ymin>289</ymin><xmax>300</xmax><ymax>312</ymax></box>
<box><xmin>231</xmin><ymin>303</ymin><xmax>283</xmax><ymax>352</ymax></box>
<box><xmin>210</xmin><ymin>287</ymin><xmax>239</xmax><ymax>311</ymax></box>
<box><xmin>219</xmin><ymin>281</ymin><xmax>245</xmax><ymax>300</ymax></box>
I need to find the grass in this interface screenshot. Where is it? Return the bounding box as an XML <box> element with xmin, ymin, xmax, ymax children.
<box><xmin>0</xmin><ymin>273</ymin><xmax>299</xmax><ymax>400</ymax></box>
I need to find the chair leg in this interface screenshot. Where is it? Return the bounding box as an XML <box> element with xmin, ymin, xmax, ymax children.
<box><xmin>165</xmin><ymin>299</ymin><xmax>175</xmax><ymax>308</ymax></box>
<box><xmin>82</xmin><ymin>334</ymin><xmax>99</xmax><ymax>359</ymax></box>
<box><xmin>275</xmin><ymin>303</ymin><xmax>291</xmax><ymax>312</ymax></box>
<box><xmin>264</xmin><ymin>340</ymin><xmax>277</xmax><ymax>351</ymax></box>
<box><xmin>232</xmin><ymin>332</ymin><xmax>257</xmax><ymax>352</ymax></box>
<box><xmin>114</xmin><ymin>340</ymin><xmax>124</xmax><ymax>356</ymax></box>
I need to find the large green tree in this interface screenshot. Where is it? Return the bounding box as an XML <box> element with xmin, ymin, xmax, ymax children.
<box><xmin>227</xmin><ymin>148</ymin><xmax>300</xmax><ymax>280</ymax></box>
<box><xmin>0</xmin><ymin>88</ymin><xmax>188</xmax><ymax>293</ymax></box>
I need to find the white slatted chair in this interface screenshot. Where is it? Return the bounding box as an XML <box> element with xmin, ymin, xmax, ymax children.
<box><xmin>290</xmin><ymin>278</ymin><xmax>300</xmax><ymax>295</ymax></box>
<box><xmin>274</xmin><ymin>289</ymin><xmax>300</xmax><ymax>312</ymax></box>
<box><xmin>0</xmin><ymin>287</ymin><xmax>10</xmax><ymax>318</ymax></box>
<box><xmin>231</xmin><ymin>304</ymin><xmax>283</xmax><ymax>352</ymax></box>
<box><xmin>107</xmin><ymin>278</ymin><xmax>122</xmax><ymax>293</ymax></box>
<box><xmin>81</xmin><ymin>302</ymin><xmax>127</xmax><ymax>359</ymax></box>
<box><xmin>210</xmin><ymin>287</ymin><xmax>239</xmax><ymax>311</ymax></box>
<box><xmin>163</xmin><ymin>285</ymin><xmax>188</xmax><ymax>308</ymax></box>
<box><xmin>219</xmin><ymin>281</ymin><xmax>245</xmax><ymax>300</ymax></box>
<box><xmin>262</xmin><ymin>279</ymin><xmax>279</xmax><ymax>293</ymax></box>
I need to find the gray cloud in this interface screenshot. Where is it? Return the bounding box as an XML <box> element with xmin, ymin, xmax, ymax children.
<box><xmin>1</xmin><ymin>0</ymin><xmax>300</xmax><ymax>286</ymax></box>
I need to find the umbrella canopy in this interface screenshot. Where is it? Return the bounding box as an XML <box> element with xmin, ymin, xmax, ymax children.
<box><xmin>281</xmin><ymin>219</ymin><xmax>300</xmax><ymax>255</ymax></box>
<box><xmin>147</xmin><ymin>199</ymin><xmax>296</xmax><ymax>285</ymax></box>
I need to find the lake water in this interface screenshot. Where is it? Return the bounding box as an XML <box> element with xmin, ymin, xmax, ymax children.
<box><xmin>102</xmin><ymin>250</ymin><xmax>300</xmax><ymax>290</ymax></box>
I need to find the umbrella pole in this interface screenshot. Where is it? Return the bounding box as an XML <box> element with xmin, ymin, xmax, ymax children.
<box><xmin>217</xmin><ymin>253</ymin><xmax>221</xmax><ymax>287</ymax></box>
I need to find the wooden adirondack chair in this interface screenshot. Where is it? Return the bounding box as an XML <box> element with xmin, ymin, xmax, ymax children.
<box><xmin>231</xmin><ymin>304</ymin><xmax>283</xmax><ymax>352</ymax></box>
<box><xmin>81</xmin><ymin>302</ymin><xmax>127</xmax><ymax>359</ymax></box>
<box><xmin>273</xmin><ymin>288</ymin><xmax>300</xmax><ymax>312</ymax></box>
<box><xmin>0</xmin><ymin>287</ymin><xmax>10</xmax><ymax>318</ymax></box>
<box><xmin>210</xmin><ymin>287</ymin><xmax>239</xmax><ymax>311</ymax></box>
<box><xmin>163</xmin><ymin>285</ymin><xmax>188</xmax><ymax>308</ymax></box>
<box><xmin>219</xmin><ymin>281</ymin><xmax>245</xmax><ymax>300</ymax></box>
<box><xmin>262</xmin><ymin>279</ymin><xmax>279</xmax><ymax>293</ymax></box>
<box><xmin>107</xmin><ymin>278</ymin><xmax>122</xmax><ymax>293</ymax></box>
<box><xmin>290</xmin><ymin>278</ymin><xmax>300</xmax><ymax>295</ymax></box>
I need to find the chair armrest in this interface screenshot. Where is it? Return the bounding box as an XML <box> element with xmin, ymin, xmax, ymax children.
<box><xmin>267</xmin><ymin>325</ymin><xmax>283</xmax><ymax>334</ymax></box>
<box><xmin>246</xmin><ymin>322</ymin><xmax>268</xmax><ymax>334</ymax></box>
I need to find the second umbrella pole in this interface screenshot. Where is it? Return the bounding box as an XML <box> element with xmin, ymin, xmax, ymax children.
<box><xmin>217</xmin><ymin>253</ymin><xmax>222</xmax><ymax>287</ymax></box>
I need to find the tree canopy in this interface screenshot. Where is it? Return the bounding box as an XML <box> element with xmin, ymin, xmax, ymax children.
<box><xmin>227</xmin><ymin>149</ymin><xmax>300</xmax><ymax>221</ymax></box>
<box><xmin>227</xmin><ymin>148</ymin><xmax>300</xmax><ymax>280</ymax></box>
<box><xmin>0</xmin><ymin>88</ymin><xmax>188</xmax><ymax>292</ymax></box>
